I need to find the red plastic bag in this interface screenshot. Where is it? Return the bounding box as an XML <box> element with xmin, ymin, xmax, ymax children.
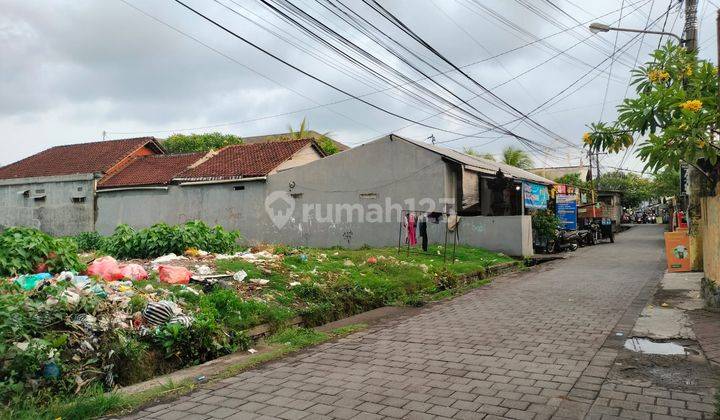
<box><xmin>120</xmin><ymin>264</ymin><xmax>148</xmax><ymax>281</ymax></box>
<box><xmin>87</xmin><ymin>256</ymin><xmax>124</xmax><ymax>281</ymax></box>
<box><xmin>158</xmin><ymin>265</ymin><xmax>191</xmax><ymax>285</ymax></box>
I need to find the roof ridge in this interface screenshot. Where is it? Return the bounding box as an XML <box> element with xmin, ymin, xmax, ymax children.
<box><xmin>48</xmin><ymin>136</ymin><xmax>155</xmax><ymax>149</ymax></box>
<box><xmin>145</xmin><ymin>151</ymin><xmax>204</xmax><ymax>158</ymax></box>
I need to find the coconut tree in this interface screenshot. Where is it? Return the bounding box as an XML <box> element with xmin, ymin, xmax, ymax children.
<box><xmin>502</xmin><ymin>147</ymin><xmax>533</xmax><ymax>169</ymax></box>
<box><xmin>287</xmin><ymin>117</ymin><xmax>339</xmax><ymax>155</ymax></box>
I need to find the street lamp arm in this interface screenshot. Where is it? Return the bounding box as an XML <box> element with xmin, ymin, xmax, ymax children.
<box><xmin>589</xmin><ymin>22</ymin><xmax>683</xmax><ymax>44</ymax></box>
<box><xmin>608</xmin><ymin>26</ymin><xmax>683</xmax><ymax>43</ymax></box>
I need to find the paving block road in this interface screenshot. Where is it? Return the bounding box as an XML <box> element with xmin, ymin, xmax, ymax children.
<box><xmin>127</xmin><ymin>226</ymin><xmax>717</xmax><ymax>419</ymax></box>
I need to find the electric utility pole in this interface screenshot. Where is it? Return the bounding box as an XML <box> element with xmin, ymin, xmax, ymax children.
<box><xmin>683</xmin><ymin>0</ymin><xmax>703</xmax><ymax>270</ymax></box>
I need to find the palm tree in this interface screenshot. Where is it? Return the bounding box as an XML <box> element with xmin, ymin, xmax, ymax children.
<box><xmin>502</xmin><ymin>147</ymin><xmax>533</xmax><ymax>169</ymax></box>
<box><xmin>288</xmin><ymin>117</ymin><xmax>310</xmax><ymax>139</ymax></box>
<box><xmin>287</xmin><ymin>117</ymin><xmax>339</xmax><ymax>155</ymax></box>
<box><xmin>463</xmin><ymin>147</ymin><xmax>496</xmax><ymax>161</ymax></box>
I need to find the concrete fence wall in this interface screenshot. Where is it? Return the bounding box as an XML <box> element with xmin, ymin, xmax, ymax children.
<box><xmin>95</xmin><ymin>181</ymin><xmax>268</xmax><ymax>241</ymax></box>
<box><xmin>701</xmin><ymin>182</ymin><xmax>720</xmax><ymax>285</ymax></box>
<box><xmin>0</xmin><ymin>174</ymin><xmax>96</xmax><ymax>236</ymax></box>
<box><xmin>455</xmin><ymin>216</ymin><xmax>532</xmax><ymax>257</ymax></box>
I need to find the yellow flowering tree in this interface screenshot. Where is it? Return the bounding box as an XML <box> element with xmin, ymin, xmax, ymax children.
<box><xmin>585</xmin><ymin>42</ymin><xmax>719</xmax><ymax>175</ymax></box>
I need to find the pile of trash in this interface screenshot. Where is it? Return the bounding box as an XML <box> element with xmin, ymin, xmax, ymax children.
<box><xmin>0</xmin><ymin>247</ymin><xmax>291</xmax><ymax>402</ymax></box>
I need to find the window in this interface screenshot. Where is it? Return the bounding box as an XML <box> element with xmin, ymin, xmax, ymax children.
<box><xmin>290</xmin><ymin>193</ymin><xmax>303</xmax><ymax>199</ymax></box>
<box><xmin>233</xmin><ymin>185</ymin><xmax>245</xmax><ymax>191</ymax></box>
<box><xmin>359</xmin><ymin>192</ymin><xmax>378</xmax><ymax>199</ymax></box>
<box><xmin>77</xmin><ymin>186</ymin><xmax>83</xmax><ymax>192</ymax></box>
<box><xmin>35</xmin><ymin>188</ymin><xmax>45</xmax><ymax>194</ymax></box>
<box><xmin>72</xmin><ymin>197</ymin><xmax>86</xmax><ymax>203</ymax></box>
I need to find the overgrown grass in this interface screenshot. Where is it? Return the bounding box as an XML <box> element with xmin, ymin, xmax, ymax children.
<box><xmin>2</xmin><ymin>385</ymin><xmax>128</xmax><ymax>420</ymax></box>
<box><xmin>216</xmin><ymin>245</ymin><xmax>515</xmax><ymax>325</ymax></box>
<box><xmin>1</xmin><ymin>326</ymin><xmax>364</xmax><ymax>420</ymax></box>
<box><xmin>1</xmin><ymin>243</ymin><xmax>514</xmax><ymax>419</ymax></box>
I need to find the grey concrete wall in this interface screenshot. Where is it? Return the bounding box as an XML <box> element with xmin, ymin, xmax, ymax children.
<box><xmin>453</xmin><ymin>215</ymin><xmax>533</xmax><ymax>256</ymax></box>
<box><xmin>260</xmin><ymin>136</ymin><xmax>534</xmax><ymax>256</ymax></box>
<box><xmin>94</xmin><ymin>135</ymin><xmax>534</xmax><ymax>256</ymax></box>
<box><xmin>96</xmin><ymin>181</ymin><xmax>267</xmax><ymax>241</ymax></box>
<box><xmin>261</xmin><ymin>136</ymin><xmax>454</xmax><ymax>248</ymax></box>
<box><xmin>0</xmin><ymin>174</ymin><xmax>96</xmax><ymax>236</ymax></box>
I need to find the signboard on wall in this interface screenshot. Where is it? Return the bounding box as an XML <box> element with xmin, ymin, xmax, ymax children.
<box><xmin>523</xmin><ymin>182</ymin><xmax>549</xmax><ymax>210</ymax></box>
<box><xmin>556</xmin><ymin>194</ymin><xmax>577</xmax><ymax>230</ymax></box>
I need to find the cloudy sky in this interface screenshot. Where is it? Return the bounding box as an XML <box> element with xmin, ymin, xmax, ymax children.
<box><xmin>1</xmin><ymin>0</ymin><xmax>717</xmax><ymax>173</ymax></box>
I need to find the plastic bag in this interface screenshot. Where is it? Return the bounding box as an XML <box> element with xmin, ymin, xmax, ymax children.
<box><xmin>120</xmin><ymin>264</ymin><xmax>148</xmax><ymax>281</ymax></box>
<box><xmin>158</xmin><ymin>265</ymin><xmax>191</xmax><ymax>285</ymax></box>
<box><xmin>14</xmin><ymin>273</ymin><xmax>52</xmax><ymax>290</ymax></box>
<box><xmin>87</xmin><ymin>256</ymin><xmax>124</xmax><ymax>281</ymax></box>
<box><xmin>232</xmin><ymin>270</ymin><xmax>248</xmax><ymax>282</ymax></box>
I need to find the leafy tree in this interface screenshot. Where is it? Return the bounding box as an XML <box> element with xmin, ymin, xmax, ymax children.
<box><xmin>463</xmin><ymin>147</ymin><xmax>495</xmax><ymax>161</ymax></box>
<box><xmin>596</xmin><ymin>171</ymin><xmax>653</xmax><ymax>208</ymax></box>
<box><xmin>585</xmin><ymin>42</ymin><xmax>718</xmax><ymax>175</ymax></box>
<box><xmin>502</xmin><ymin>147</ymin><xmax>533</xmax><ymax>169</ymax></box>
<box><xmin>652</xmin><ymin>166</ymin><xmax>681</xmax><ymax>198</ymax></box>
<box><xmin>287</xmin><ymin>117</ymin><xmax>339</xmax><ymax>155</ymax></box>
<box><xmin>163</xmin><ymin>132</ymin><xmax>243</xmax><ymax>153</ymax></box>
<box><xmin>554</xmin><ymin>173</ymin><xmax>587</xmax><ymax>189</ymax></box>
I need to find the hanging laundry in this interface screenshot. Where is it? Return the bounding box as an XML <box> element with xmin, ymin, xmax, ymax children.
<box><xmin>407</xmin><ymin>212</ymin><xmax>417</xmax><ymax>246</ymax></box>
<box><xmin>419</xmin><ymin>214</ymin><xmax>428</xmax><ymax>252</ymax></box>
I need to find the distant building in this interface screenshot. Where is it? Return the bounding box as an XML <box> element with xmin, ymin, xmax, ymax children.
<box><xmin>528</xmin><ymin>165</ymin><xmax>591</xmax><ymax>183</ymax></box>
<box><xmin>0</xmin><ymin>137</ymin><xmax>164</xmax><ymax>235</ymax></box>
<box><xmin>95</xmin><ymin>139</ymin><xmax>326</xmax><ymax>240</ymax></box>
<box><xmin>0</xmin><ymin>134</ymin><xmax>554</xmax><ymax>257</ymax></box>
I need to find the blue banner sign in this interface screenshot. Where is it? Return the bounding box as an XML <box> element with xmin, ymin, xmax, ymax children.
<box><xmin>523</xmin><ymin>182</ymin><xmax>549</xmax><ymax>210</ymax></box>
<box><xmin>556</xmin><ymin>194</ymin><xmax>577</xmax><ymax>230</ymax></box>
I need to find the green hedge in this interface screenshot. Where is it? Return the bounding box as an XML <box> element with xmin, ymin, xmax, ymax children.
<box><xmin>0</xmin><ymin>227</ymin><xmax>84</xmax><ymax>277</ymax></box>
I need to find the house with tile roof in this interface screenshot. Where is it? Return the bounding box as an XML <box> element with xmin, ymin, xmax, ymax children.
<box><xmin>261</xmin><ymin>134</ymin><xmax>554</xmax><ymax>256</ymax></box>
<box><xmin>95</xmin><ymin>139</ymin><xmax>325</xmax><ymax>240</ymax></box>
<box><xmin>0</xmin><ymin>137</ymin><xmax>164</xmax><ymax>235</ymax></box>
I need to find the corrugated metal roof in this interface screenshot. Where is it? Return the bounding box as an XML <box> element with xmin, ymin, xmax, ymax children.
<box><xmin>396</xmin><ymin>136</ymin><xmax>555</xmax><ymax>185</ymax></box>
<box><xmin>528</xmin><ymin>165</ymin><xmax>591</xmax><ymax>182</ymax></box>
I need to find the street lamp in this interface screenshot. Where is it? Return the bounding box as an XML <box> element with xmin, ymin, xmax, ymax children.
<box><xmin>588</xmin><ymin>22</ymin><xmax>684</xmax><ymax>44</ymax></box>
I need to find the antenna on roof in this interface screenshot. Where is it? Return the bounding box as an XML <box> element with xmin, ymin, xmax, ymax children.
<box><xmin>427</xmin><ymin>134</ymin><xmax>436</xmax><ymax>145</ymax></box>
<box><xmin>102</xmin><ymin>130</ymin><xmax>107</xmax><ymax>141</ymax></box>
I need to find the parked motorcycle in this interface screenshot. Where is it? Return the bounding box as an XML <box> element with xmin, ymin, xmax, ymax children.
<box><xmin>576</xmin><ymin>229</ymin><xmax>592</xmax><ymax>247</ymax></box>
<box><xmin>586</xmin><ymin>220</ymin><xmax>601</xmax><ymax>246</ymax></box>
<box><xmin>547</xmin><ymin>229</ymin><xmax>579</xmax><ymax>253</ymax></box>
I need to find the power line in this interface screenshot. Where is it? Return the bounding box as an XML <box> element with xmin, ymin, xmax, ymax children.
<box><xmin>113</xmin><ymin>0</ymin><xmax>643</xmax><ymax>136</ymax></box>
<box><xmin>363</xmin><ymin>0</ymin><xmax>577</xmax><ymax>148</ymax></box>
<box><xmin>432</xmin><ymin>2</ymin><xmax>674</xmax><ymax>152</ymax></box>
<box><xmin>114</xmin><ymin>0</ymin><xmax>382</xmax><ymax>137</ymax></box>
<box><xmin>170</xmin><ymin>0</ymin><xmax>541</xmax><ymax>145</ymax></box>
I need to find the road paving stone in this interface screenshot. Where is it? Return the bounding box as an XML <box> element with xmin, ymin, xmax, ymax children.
<box><xmin>125</xmin><ymin>227</ymin><xmax>717</xmax><ymax>419</ymax></box>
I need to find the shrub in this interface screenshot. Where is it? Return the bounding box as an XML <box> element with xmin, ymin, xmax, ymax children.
<box><xmin>73</xmin><ymin>231</ymin><xmax>103</xmax><ymax>252</ymax></box>
<box><xmin>531</xmin><ymin>210</ymin><xmax>560</xmax><ymax>239</ymax></box>
<box><xmin>0</xmin><ymin>227</ymin><xmax>84</xmax><ymax>276</ymax></box>
<box><xmin>100</xmin><ymin>221</ymin><xmax>240</xmax><ymax>259</ymax></box>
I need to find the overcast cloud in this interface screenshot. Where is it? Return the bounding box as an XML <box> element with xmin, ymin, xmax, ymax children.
<box><xmin>1</xmin><ymin>0</ymin><xmax>717</xmax><ymax>172</ymax></box>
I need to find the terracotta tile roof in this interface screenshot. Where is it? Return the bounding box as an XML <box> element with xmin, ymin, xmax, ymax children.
<box><xmin>241</xmin><ymin>131</ymin><xmax>349</xmax><ymax>151</ymax></box>
<box><xmin>177</xmin><ymin>139</ymin><xmax>316</xmax><ymax>180</ymax></box>
<box><xmin>98</xmin><ymin>152</ymin><xmax>205</xmax><ymax>189</ymax></box>
<box><xmin>0</xmin><ymin>137</ymin><xmax>163</xmax><ymax>180</ymax></box>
